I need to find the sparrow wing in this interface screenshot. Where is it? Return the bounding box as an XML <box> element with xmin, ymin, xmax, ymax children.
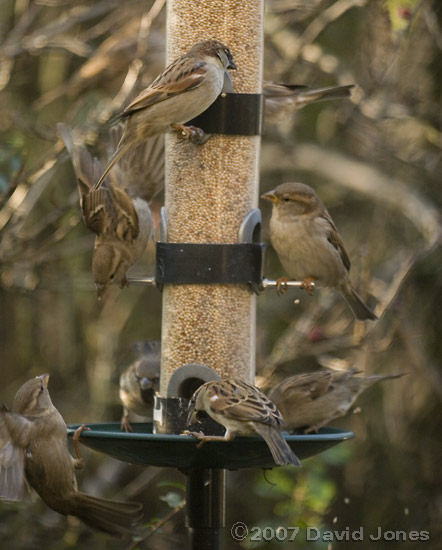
<box><xmin>275</xmin><ymin>371</ymin><xmax>334</xmax><ymax>402</ymax></box>
<box><xmin>108</xmin><ymin>185</ymin><xmax>140</xmax><ymax>241</ymax></box>
<box><xmin>322</xmin><ymin>209</ymin><xmax>351</xmax><ymax>271</ymax></box>
<box><xmin>0</xmin><ymin>411</ymin><xmax>30</xmax><ymax>501</ymax></box>
<box><xmin>82</xmin><ymin>185</ymin><xmax>139</xmax><ymax>241</ymax></box>
<box><xmin>207</xmin><ymin>380</ymin><xmax>284</xmax><ymax>428</ymax></box>
<box><xmin>57</xmin><ymin>123</ymin><xmax>102</xmax><ymax>192</ymax></box>
<box><xmin>109</xmin><ymin>125</ymin><xmax>165</xmax><ymax>203</ymax></box>
<box><xmin>121</xmin><ymin>60</ymin><xmax>207</xmax><ymax>116</ymax></box>
<box><xmin>263</xmin><ymin>81</ymin><xmax>309</xmax><ymax>97</ymax></box>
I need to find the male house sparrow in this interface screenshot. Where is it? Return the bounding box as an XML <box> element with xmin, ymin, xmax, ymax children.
<box><xmin>94</xmin><ymin>39</ymin><xmax>237</xmax><ymax>188</ymax></box>
<box><xmin>0</xmin><ymin>374</ymin><xmax>143</xmax><ymax>536</ymax></box>
<box><xmin>261</xmin><ymin>182</ymin><xmax>377</xmax><ymax>320</ymax></box>
<box><xmin>58</xmin><ymin>124</ymin><xmax>153</xmax><ymax>298</ymax></box>
<box><xmin>268</xmin><ymin>368</ymin><xmax>404</xmax><ymax>432</ymax></box>
<box><xmin>119</xmin><ymin>340</ymin><xmax>161</xmax><ymax>432</ymax></box>
<box><xmin>263</xmin><ymin>81</ymin><xmax>354</xmax><ymax>123</ymax></box>
<box><xmin>186</xmin><ymin>379</ymin><xmax>301</xmax><ymax>467</ymax></box>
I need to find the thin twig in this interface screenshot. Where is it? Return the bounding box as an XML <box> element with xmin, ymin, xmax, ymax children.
<box><xmin>127</xmin><ymin>503</ymin><xmax>185</xmax><ymax>550</ymax></box>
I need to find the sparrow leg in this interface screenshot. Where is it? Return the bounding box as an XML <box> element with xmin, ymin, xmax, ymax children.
<box><xmin>304</xmin><ymin>412</ymin><xmax>344</xmax><ymax>434</ymax></box>
<box><xmin>300</xmin><ymin>277</ymin><xmax>315</xmax><ymax>295</ymax></box>
<box><xmin>276</xmin><ymin>277</ymin><xmax>288</xmax><ymax>295</ymax></box>
<box><xmin>171</xmin><ymin>124</ymin><xmax>210</xmax><ymax>145</ymax></box>
<box><xmin>120</xmin><ymin>410</ymin><xmax>133</xmax><ymax>433</ymax></box>
<box><xmin>72</xmin><ymin>424</ymin><xmax>91</xmax><ymax>469</ymax></box>
<box><xmin>183</xmin><ymin>430</ymin><xmax>231</xmax><ymax>448</ymax></box>
<box><xmin>119</xmin><ymin>276</ymin><xmax>129</xmax><ymax>289</ymax></box>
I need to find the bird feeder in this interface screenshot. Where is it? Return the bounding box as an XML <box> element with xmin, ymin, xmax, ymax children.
<box><xmin>69</xmin><ymin>1</ymin><xmax>354</xmax><ymax>548</ymax></box>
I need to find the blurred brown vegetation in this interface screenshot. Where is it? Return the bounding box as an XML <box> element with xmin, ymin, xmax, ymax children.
<box><xmin>0</xmin><ymin>0</ymin><xmax>441</xmax><ymax>548</ymax></box>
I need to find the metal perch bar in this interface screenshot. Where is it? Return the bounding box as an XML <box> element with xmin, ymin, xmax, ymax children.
<box><xmin>125</xmin><ymin>277</ymin><xmax>314</xmax><ymax>291</ymax></box>
<box><xmin>261</xmin><ymin>278</ymin><xmax>315</xmax><ymax>290</ymax></box>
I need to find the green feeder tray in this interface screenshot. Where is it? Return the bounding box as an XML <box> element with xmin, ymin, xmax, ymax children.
<box><xmin>67</xmin><ymin>422</ymin><xmax>354</xmax><ymax>469</ymax></box>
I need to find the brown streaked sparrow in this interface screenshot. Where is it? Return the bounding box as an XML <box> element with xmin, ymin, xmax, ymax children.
<box><xmin>264</xmin><ymin>82</ymin><xmax>354</xmax><ymax>123</ymax></box>
<box><xmin>0</xmin><ymin>374</ymin><xmax>143</xmax><ymax>536</ymax></box>
<box><xmin>261</xmin><ymin>182</ymin><xmax>377</xmax><ymax>321</ymax></box>
<box><xmin>94</xmin><ymin>39</ymin><xmax>237</xmax><ymax>188</ymax></box>
<box><xmin>186</xmin><ymin>379</ymin><xmax>301</xmax><ymax>467</ymax></box>
<box><xmin>58</xmin><ymin>124</ymin><xmax>153</xmax><ymax>298</ymax></box>
<box><xmin>119</xmin><ymin>340</ymin><xmax>161</xmax><ymax>432</ymax></box>
<box><xmin>268</xmin><ymin>369</ymin><xmax>405</xmax><ymax>433</ymax></box>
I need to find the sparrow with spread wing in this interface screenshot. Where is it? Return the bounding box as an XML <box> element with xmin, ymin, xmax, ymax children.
<box><xmin>186</xmin><ymin>379</ymin><xmax>301</xmax><ymax>467</ymax></box>
<box><xmin>0</xmin><ymin>374</ymin><xmax>143</xmax><ymax>536</ymax></box>
<box><xmin>58</xmin><ymin>124</ymin><xmax>153</xmax><ymax>298</ymax></box>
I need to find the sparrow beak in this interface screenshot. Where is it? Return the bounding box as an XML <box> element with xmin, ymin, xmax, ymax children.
<box><xmin>222</xmin><ymin>71</ymin><xmax>234</xmax><ymax>93</ymax></box>
<box><xmin>95</xmin><ymin>283</ymin><xmax>108</xmax><ymax>300</ymax></box>
<box><xmin>39</xmin><ymin>374</ymin><xmax>50</xmax><ymax>387</ymax></box>
<box><xmin>139</xmin><ymin>377</ymin><xmax>152</xmax><ymax>391</ymax></box>
<box><xmin>187</xmin><ymin>407</ymin><xmax>197</xmax><ymax>427</ymax></box>
<box><xmin>228</xmin><ymin>59</ymin><xmax>237</xmax><ymax>70</ymax></box>
<box><xmin>261</xmin><ymin>190</ymin><xmax>278</xmax><ymax>204</ymax></box>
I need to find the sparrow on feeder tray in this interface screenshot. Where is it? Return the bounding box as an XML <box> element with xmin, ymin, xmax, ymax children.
<box><xmin>94</xmin><ymin>39</ymin><xmax>237</xmax><ymax>189</ymax></box>
<box><xmin>268</xmin><ymin>369</ymin><xmax>405</xmax><ymax>433</ymax></box>
<box><xmin>261</xmin><ymin>182</ymin><xmax>377</xmax><ymax>321</ymax></box>
<box><xmin>0</xmin><ymin>374</ymin><xmax>143</xmax><ymax>536</ymax></box>
<box><xmin>186</xmin><ymin>379</ymin><xmax>301</xmax><ymax>467</ymax></box>
<box><xmin>119</xmin><ymin>340</ymin><xmax>161</xmax><ymax>432</ymax></box>
<box><xmin>58</xmin><ymin>124</ymin><xmax>154</xmax><ymax>299</ymax></box>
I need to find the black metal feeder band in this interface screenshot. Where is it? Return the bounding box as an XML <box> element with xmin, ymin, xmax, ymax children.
<box><xmin>155</xmin><ymin>242</ymin><xmax>265</xmax><ymax>285</ymax></box>
<box><xmin>188</xmin><ymin>93</ymin><xmax>264</xmax><ymax>136</ymax></box>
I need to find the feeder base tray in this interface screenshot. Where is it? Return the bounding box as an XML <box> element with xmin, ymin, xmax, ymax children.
<box><xmin>67</xmin><ymin>423</ymin><xmax>354</xmax><ymax>469</ymax></box>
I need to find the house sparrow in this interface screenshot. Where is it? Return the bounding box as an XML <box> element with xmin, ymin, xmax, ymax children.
<box><xmin>119</xmin><ymin>340</ymin><xmax>161</xmax><ymax>432</ymax></box>
<box><xmin>263</xmin><ymin>81</ymin><xmax>354</xmax><ymax>123</ymax></box>
<box><xmin>268</xmin><ymin>369</ymin><xmax>405</xmax><ymax>432</ymax></box>
<box><xmin>261</xmin><ymin>182</ymin><xmax>377</xmax><ymax>320</ymax></box>
<box><xmin>58</xmin><ymin>124</ymin><xmax>153</xmax><ymax>298</ymax></box>
<box><xmin>0</xmin><ymin>374</ymin><xmax>143</xmax><ymax>536</ymax></box>
<box><xmin>94</xmin><ymin>39</ymin><xmax>237</xmax><ymax>188</ymax></box>
<box><xmin>186</xmin><ymin>379</ymin><xmax>301</xmax><ymax>467</ymax></box>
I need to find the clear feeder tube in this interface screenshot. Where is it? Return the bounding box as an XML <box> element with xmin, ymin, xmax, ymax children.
<box><xmin>160</xmin><ymin>0</ymin><xmax>263</xmax><ymax>394</ymax></box>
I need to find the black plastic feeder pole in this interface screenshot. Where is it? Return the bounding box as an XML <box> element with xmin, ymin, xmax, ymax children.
<box><xmin>186</xmin><ymin>469</ymin><xmax>226</xmax><ymax>550</ymax></box>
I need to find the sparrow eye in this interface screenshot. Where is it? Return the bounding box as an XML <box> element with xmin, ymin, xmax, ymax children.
<box><xmin>283</xmin><ymin>197</ymin><xmax>290</xmax><ymax>202</ymax></box>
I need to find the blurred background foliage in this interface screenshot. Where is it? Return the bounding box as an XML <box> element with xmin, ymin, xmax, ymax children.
<box><xmin>0</xmin><ymin>0</ymin><xmax>441</xmax><ymax>548</ymax></box>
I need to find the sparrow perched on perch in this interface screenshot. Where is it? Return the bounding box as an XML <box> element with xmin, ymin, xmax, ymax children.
<box><xmin>268</xmin><ymin>369</ymin><xmax>404</xmax><ymax>432</ymax></box>
<box><xmin>94</xmin><ymin>39</ymin><xmax>237</xmax><ymax>188</ymax></box>
<box><xmin>186</xmin><ymin>379</ymin><xmax>301</xmax><ymax>467</ymax></box>
<box><xmin>261</xmin><ymin>182</ymin><xmax>377</xmax><ymax>321</ymax></box>
<box><xmin>263</xmin><ymin>81</ymin><xmax>354</xmax><ymax>123</ymax></box>
<box><xmin>0</xmin><ymin>374</ymin><xmax>143</xmax><ymax>536</ymax></box>
<box><xmin>119</xmin><ymin>340</ymin><xmax>161</xmax><ymax>432</ymax></box>
<box><xmin>58</xmin><ymin>124</ymin><xmax>153</xmax><ymax>298</ymax></box>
